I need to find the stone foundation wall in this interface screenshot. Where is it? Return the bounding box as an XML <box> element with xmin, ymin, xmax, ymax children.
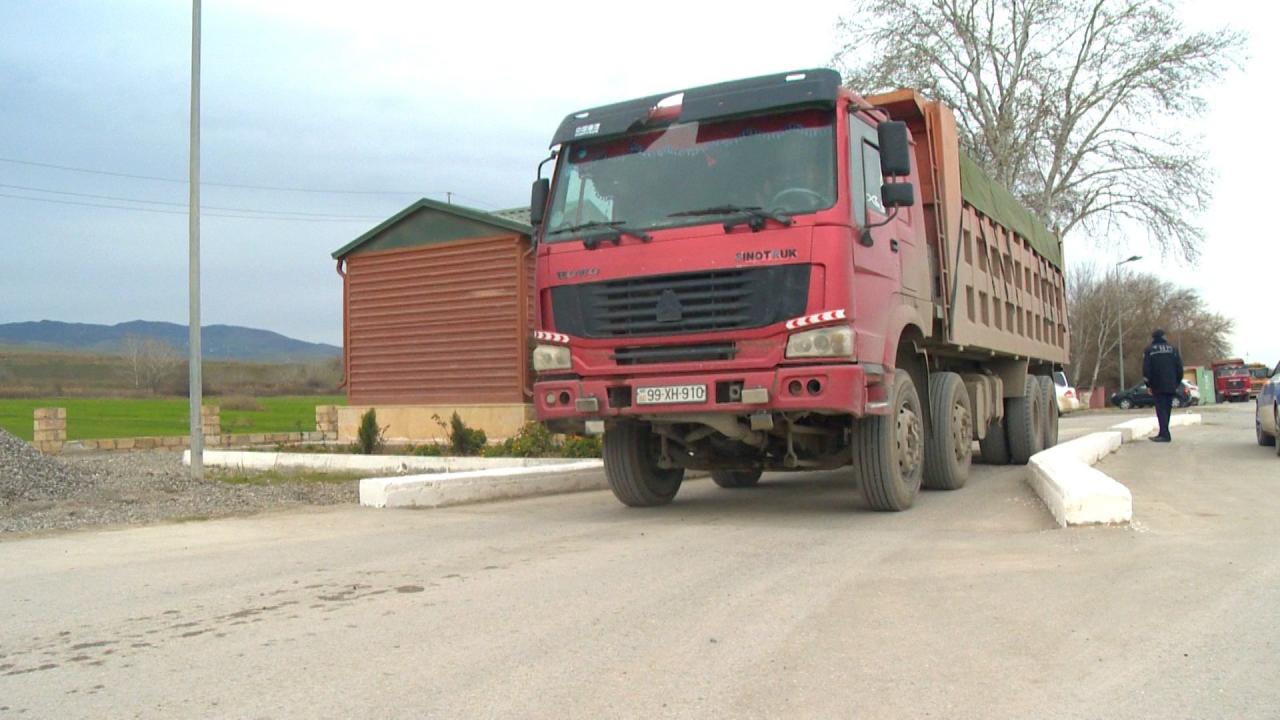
<box><xmin>33</xmin><ymin>407</ymin><xmax>67</xmax><ymax>454</ymax></box>
<box><xmin>31</xmin><ymin>405</ymin><xmax>345</xmax><ymax>455</ymax></box>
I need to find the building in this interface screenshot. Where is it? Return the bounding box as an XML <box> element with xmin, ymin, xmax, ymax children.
<box><xmin>332</xmin><ymin>199</ymin><xmax>535</xmax><ymax>442</ymax></box>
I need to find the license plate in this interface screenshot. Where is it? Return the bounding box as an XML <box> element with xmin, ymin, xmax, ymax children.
<box><xmin>635</xmin><ymin>384</ymin><xmax>707</xmax><ymax>405</ymax></box>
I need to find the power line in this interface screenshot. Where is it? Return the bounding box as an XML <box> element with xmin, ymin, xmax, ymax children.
<box><xmin>0</xmin><ymin>182</ymin><xmax>386</xmax><ymax>219</ymax></box>
<box><xmin>0</xmin><ymin>191</ymin><xmax>377</xmax><ymax>223</ymax></box>
<box><xmin>0</xmin><ymin>155</ymin><xmax>436</xmax><ymax>196</ymax></box>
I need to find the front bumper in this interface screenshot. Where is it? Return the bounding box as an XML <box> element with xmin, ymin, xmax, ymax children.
<box><xmin>534</xmin><ymin>363</ymin><xmax>877</xmax><ymax>421</ymax></box>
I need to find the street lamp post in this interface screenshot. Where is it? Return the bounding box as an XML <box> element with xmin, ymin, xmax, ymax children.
<box><xmin>1115</xmin><ymin>255</ymin><xmax>1142</xmax><ymax>392</ymax></box>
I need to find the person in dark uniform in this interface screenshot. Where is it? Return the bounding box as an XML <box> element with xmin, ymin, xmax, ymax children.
<box><xmin>1142</xmin><ymin>328</ymin><xmax>1184</xmax><ymax>442</ymax></box>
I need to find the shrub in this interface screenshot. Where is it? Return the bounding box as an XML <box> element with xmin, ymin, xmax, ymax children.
<box><xmin>355</xmin><ymin>408</ymin><xmax>385</xmax><ymax>455</ymax></box>
<box><xmin>505</xmin><ymin>422</ymin><xmax>556</xmax><ymax>457</ymax></box>
<box><xmin>447</xmin><ymin>412</ymin><xmax>487</xmax><ymax>456</ymax></box>
<box><xmin>560</xmin><ymin>434</ymin><xmax>603</xmax><ymax>458</ymax></box>
<box><xmin>412</xmin><ymin>443</ymin><xmax>446</xmax><ymax>456</ymax></box>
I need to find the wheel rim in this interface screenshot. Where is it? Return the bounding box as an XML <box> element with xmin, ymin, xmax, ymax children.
<box><xmin>952</xmin><ymin>400</ymin><xmax>972</xmax><ymax>464</ymax></box>
<box><xmin>896</xmin><ymin>402</ymin><xmax>923</xmax><ymax>477</ymax></box>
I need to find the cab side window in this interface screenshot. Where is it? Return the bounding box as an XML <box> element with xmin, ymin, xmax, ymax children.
<box><xmin>849</xmin><ymin>115</ymin><xmax>886</xmax><ymax>225</ymax></box>
<box><xmin>862</xmin><ymin>142</ymin><xmax>885</xmax><ymax>217</ymax></box>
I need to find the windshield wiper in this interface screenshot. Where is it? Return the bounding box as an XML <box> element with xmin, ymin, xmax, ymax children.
<box><xmin>667</xmin><ymin>204</ymin><xmax>792</xmax><ymax>232</ymax></box>
<box><xmin>547</xmin><ymin>220</ymin><xmax>651</xmax><ymax>249</ymax></box>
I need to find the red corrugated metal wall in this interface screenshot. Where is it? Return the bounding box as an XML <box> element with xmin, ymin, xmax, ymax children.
<box><xmin>344</xmin><ymin>234</ymin><xmax>531</xmax><ymax>405</ymax></box>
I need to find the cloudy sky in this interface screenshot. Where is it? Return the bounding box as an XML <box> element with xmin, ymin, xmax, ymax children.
<box><xmin>1</xmin><ymin>0</ymin><xmax>1276</xmax><ymax>365</ymax></box>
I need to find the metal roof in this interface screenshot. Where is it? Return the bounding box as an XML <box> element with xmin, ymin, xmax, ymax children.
<box><xmin>332</xmin><ymin>198</ymin><xmax>532</xmax><ymax>259</ymax></box>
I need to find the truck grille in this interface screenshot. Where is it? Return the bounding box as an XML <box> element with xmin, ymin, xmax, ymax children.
<box><xmin>550</xmin><ymin>265</ymin><xmax>810</xmax><ymax>338</ymax></box>
<box><xmin>612</xmin><ymin>343</ymin><xmax>737</xmax><ymax>365</ymax></box>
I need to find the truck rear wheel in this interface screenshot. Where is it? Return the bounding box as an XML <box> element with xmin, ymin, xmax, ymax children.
<box><xmin>1006</xmin><ymin>375</ymin><xmax>1044</xmax><ymax>464</ymax></box>
<box><xmin>923</xmin><ymin>372</ymin><xmax>972</xmax><ymax>490</ymax></box>
<box><xmin>603</xmin><ymin>422</ymin><xmax>684</xmax><ymax>507</ymax></box>
<box><xmin>978</xmin><ymin>418</ymin><xmax>1011</xmax><ymax>465</ymax></box>
<box><xmin>1037</xmin><ymin>375</ymin><xmax>1059</xmax><ymax>449</ymax></box>
<box><xmin>711</xmin><ymin>469</ymin><xmax>763</xmax><ymax>488</ymax></box>
<box><xmin>854</xmin><ymin>371</ymin><xmax>924</xmax><ymax>511</ymax></box>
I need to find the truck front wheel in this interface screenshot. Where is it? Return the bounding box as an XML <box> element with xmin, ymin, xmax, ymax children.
<box><xmin>854</xmin><ymin>371</ymin><xmax>924</xmax><ymax>511</ymax></box>
<box><xmin>923</xmin><ymin>372</ymin><xmax>972</xmax><ymax>490</ymax></box>
<box><xmin>603</xmin><ymin>422</ymin><xmax>684</xmax><ymax>507</ymax></box>
<box><xmin>711</xmin><ymin>469</ymin><xmax>763</xmax><ymax>488</ymax></box>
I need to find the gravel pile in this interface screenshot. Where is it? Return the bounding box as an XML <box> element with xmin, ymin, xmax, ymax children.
<box><xmin>1</xmin><ymin>440</ymin><xmax>358</xmax><ymax>536</ymax></box>
<box><xmin>0</xmin><ymin>428</ymin><xmax>97</xmax><ymax>504</ymax></box>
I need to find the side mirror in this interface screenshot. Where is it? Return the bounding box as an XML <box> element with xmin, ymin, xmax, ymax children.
<box><xmin>529</xmin><ymin>178</ymin><xmax>550</xmax><ymax>227</ymax></box>
<box><xmin>877</xmin><ymin>120</ymin><xmax>911</xmax><ymax>177</ymax></box>
<box><xmin>881</xmin><ymin>182</ymin><xmax>914</xmax><ymax>208</ymax></box>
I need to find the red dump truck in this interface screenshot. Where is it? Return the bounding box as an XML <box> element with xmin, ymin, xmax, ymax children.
<box><xmin>1212</xmin><ymin>358</ymin><xmax>1250</xmax><ymax>402</ymax></box>
<box><xmin>527</xmin><ymin>69</ymin><xmax>1069</xmax><ymax>510</ymax></box>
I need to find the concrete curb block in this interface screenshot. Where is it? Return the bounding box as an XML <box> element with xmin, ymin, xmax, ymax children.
<box><xmin>1027</xmin><ymin>413</ymin><xmax>1201</xmax><ymax>527</ymax></box>
<box><xmin>359</xmin><ymin>461</ymin><xmax>607</xmax><ymax>508</ymax></box>
<box><xmin>183</xmin><ymin>450</ymin><xmax>585</xmax><ymax>475</ymax></box>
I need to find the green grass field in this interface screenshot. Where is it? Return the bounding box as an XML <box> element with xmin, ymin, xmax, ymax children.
<box><xmin>0</xmin><ymin>395</ymin><xmax>345</xmax><ymax>441</ymax></box>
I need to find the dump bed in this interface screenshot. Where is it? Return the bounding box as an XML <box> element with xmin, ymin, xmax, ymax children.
<box><xmin>867</xmin><ymin>90</ymin><xmax>1069</xmax><ymax>366</ymax></box>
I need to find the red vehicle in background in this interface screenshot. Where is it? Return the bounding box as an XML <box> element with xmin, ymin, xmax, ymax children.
<box><xmin>1212</xmin><ymin>358</ymin><xmax>1250</xmax><ymax>403</ymax></box>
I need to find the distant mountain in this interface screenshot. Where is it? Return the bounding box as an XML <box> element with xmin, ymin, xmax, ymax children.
<box><xmin>0</xmin><ymin>320</ymin><xmax>340</xmax><ymax>363</ymax></box>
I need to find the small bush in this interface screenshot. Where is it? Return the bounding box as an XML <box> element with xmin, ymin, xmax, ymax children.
<box><xmin>481</xmin><ymin>440</ymin><xmax>513</xmax><ymax>457</ymax></box>
<box><xmin>412</xmin><ymin>443</ymin><xmax>446</xmax><ymax>456</ymax></box>
<box><xmin>220</xmin><ymin>394</ymin><xmax>264</xmax><ymax>412</ymax></box>
<box><xmin>355</xmin><ymin>408</ymin><xmax>385</xmax><ymax>455</ymax></box>
<box><xmin>559</xmin><ymin>434</ymin><xmax>603</xmax><ymax>458</ymax></box>
<box><xmin>504</xmin><ymin>422</ymin><xmax>557</xmax><ymax>457</ymax></box>
<box><xmin>447</xmin><ymin>412</ymin><xmax>487</xmax><ymax>456</ymax></box>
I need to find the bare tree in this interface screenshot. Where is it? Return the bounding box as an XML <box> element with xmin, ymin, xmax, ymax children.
<box><xmin>136</xmin><ymin>338</ymin><xmax>183</xmax><ymax>394</ymax></box>
<box><xmin>833</xmin><ymin>0</ymin><xmax>1242</xmax><ymax>259</ymax></box>
<box><xmin>122</xmin><ymin>334</ymin><xmax>144</xmax><ymax>389</ymax></box>
<box><xmin>1066</xmin><ymin>263</ymin><xmax>1231</xmax><ymax>392</ymax></box>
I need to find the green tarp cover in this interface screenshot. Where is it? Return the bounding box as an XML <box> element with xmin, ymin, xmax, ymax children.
<box><xmin>958</xmin><ymin>152</ymin><xmax>1062</xmax><ymax>270</ymax></box>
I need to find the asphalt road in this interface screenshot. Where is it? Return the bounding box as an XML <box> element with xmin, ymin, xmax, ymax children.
<box><xmin>1</xmin><ymin>405</ymin><xmax>1275</xmax><ymax>719</ymax></box>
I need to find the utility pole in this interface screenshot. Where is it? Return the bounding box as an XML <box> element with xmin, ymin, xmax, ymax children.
<box><xmin>1115</xmin><ymin>255</ymin><xmax>1142</xmax><ymax>391</ymax></box>
<box><xmin>188</xmin><ymin>0</ymin><xmax>203</xmax><ymax>479</ymax></box>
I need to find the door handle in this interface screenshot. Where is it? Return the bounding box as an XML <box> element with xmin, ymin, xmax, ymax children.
<box><xmin>890</xmin><ymin>239</ymin><xmax>899</xmax><ymax>253</ymax></box>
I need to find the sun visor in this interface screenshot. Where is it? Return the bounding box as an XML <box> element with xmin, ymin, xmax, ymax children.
<box><xmin>549</xmin><ymin>69</ymin><xmax>842</xmax><ymax>147</ymax></box>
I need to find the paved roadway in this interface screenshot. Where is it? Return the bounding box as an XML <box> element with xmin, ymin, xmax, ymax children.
<box><xmin>1</xmin><ymin>404</ymin><xmax>1275</xmax><ymax>718</ymax></box>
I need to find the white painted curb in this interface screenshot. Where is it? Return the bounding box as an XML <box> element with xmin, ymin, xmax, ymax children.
<box><xmin>1027</xmin><ymin>413</ymin><xmax>1201</xmax><ymax>527</ymax></box>
<box><xmin>184</xmin><ymin>450</ymin><xmax>583</xmax><ymax>475</ymax></box>
<box><xmin>359</xmin><ymin>461</ymin><xmax>606</xmax><ymax>508</ymax></box>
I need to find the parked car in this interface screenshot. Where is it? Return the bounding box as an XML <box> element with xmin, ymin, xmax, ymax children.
<box><xmin>1054</xmin><ymin>371</ymin><xmax>1081</xmax><ymax>413</ymax></box>
<box><xmin>1181</xmin><ymin>379</ymin><xmax>1200</xmax><ymax>406</ymax></box>
<box><xmin>1110</xmin><ymin>382</ymin><xmax>1193</xmax><ymax>410</ymax></box>
<box><xmin>1254</xmin><ymin>363</ymin><xmax>1280</xmax><ymax>452</ymax></box>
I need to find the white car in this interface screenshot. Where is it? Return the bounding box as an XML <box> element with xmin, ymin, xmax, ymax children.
<box><xmin>1054</xmin><ymin>371</ymin><xmax>1081</xmax><ymax>413</ymax></box>
<box><xmin>1181</xmin><ymin>379</ymin><xmax>1200</xmax><ymax>406</ymax></box>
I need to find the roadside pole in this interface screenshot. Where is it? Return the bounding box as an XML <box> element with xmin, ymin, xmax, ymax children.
<box><xmin>188</xmin><ymin>0</ymin><xmax>203</xmax><ymax>480</ymax></box>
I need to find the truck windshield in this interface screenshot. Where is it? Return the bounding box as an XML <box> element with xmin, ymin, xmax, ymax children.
<box><xmin>544</xmin><ymin>108</ymin><xmax>835</xmax><ymax>240</ymax></box>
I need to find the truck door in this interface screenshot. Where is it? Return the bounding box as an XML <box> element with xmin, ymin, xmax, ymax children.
<box><xmin>850</xmin><ymin>117</ymin><xmax>926</xmax><ymax>300</ymax></box>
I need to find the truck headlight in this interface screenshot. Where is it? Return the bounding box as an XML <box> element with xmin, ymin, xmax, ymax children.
<box><xmin>532</xmin><ymin>344</ymin><xmax>571</xmax><ymax>371</ymax></box>
<box><xmin>786</xmin><ymin>326</ymin><xmax>853</xmax><ymax>359</ymax></box>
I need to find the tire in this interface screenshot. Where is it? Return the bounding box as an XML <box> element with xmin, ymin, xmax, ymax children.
<box><xmin>1006</xmin><ymin>375</ymin><xmax>1044</xmax><ymax>465</ymax></box>
<box><xmin>923</xmin><ymin>372</ymin><xmax>972</xmax><ymax>490</ymax></box>
<box><xmin>978</xmin><ymin>418</ymin><xmax>1011</xmax><ymax>465</ymax></box>
<box><xmin>1118</xmin><ymin>398</ymin><xmax>1133</xmax><ymax>410</ymax></box>
<box><xmin>1259</xmin><ymin>406</ymin><xmax>1276</xmax><ymax>447</ymax></box>
<box><xmin>853</xmin><ymin>371</ymin><xmax>924</xmax><ymax>511</ymax></box>
<box><xmin>603</xmin><ymin>422</ymin><xmax>684</xmax><ymax>507</ymax></box>
<box><xmin>711</xmin><ymin>469</ymin><xmax>762</xmax><ymax>488</ymax></box>
<box><xmin>1037</xmin><ymin>375</ymin><xmax>1058</xmax><ymax>449</ymax></box>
